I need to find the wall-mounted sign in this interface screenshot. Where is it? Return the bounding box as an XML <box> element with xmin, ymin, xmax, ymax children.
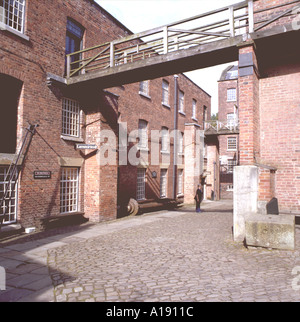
<box><xmin>76</xmin><ymin>144</ymin><xmax>98</xmax><ymax>150</ymax></box>
<box><xmin>151</xmin><ymin>171</ymin><xmax>157</xmax><ymax>178</ymax></box>
<box><xmin>34</xmin><ymin>171</ymin><xmax>51</xmax><ymax>179</ymax></box>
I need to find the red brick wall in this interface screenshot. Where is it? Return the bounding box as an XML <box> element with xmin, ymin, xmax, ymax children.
<box><xmin>218</xmin><ymin>80</ymin><xmax>238</xmax><ymax>123</ymax></box>
<box><xmin>109</xmin><ymin>74</ymin><xmax>211</xmax><ymax>207</ymax></box>
<box><xmin>259</xmin><ymin>63</ymin><xmax>300</xmax><ymax>212</ymax></box>
<box><xmin>254</xmin><ymin>0</ymin><xmax>299</xmax><ymax>30</ymax></box>
<box><xmin>0</xmin><ymin>0</ymin><xmax>211</xmax><ymax>227</ymax></box>
<box><xmin>0</xmin><ymin>0</ymin><xmax>132</xmax><ymax>227</ymax></box>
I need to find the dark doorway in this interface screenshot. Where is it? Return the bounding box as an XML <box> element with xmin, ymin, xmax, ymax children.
<box><xmin>0</xmin><ymin>74</ymin><xmax>22</xmax><ymax>154</ymax></box>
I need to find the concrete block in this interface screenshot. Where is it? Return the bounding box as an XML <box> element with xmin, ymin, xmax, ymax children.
<box><xmin>245</xmin><ymin>214</ymin><xmax>295</xmax><ymax>250</ymax></box>
<box><xmin>233</xmin><ymin>166</ymin><xmax>258</xmax><ymax>242</ymax></box>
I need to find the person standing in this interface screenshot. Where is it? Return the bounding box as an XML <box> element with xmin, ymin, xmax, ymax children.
<box><xmin>195</xmin><ymin>184</ymin><xmax>203</xmax><ymax>213</ymax></box>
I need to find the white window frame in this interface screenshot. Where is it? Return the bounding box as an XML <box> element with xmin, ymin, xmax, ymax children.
<box><xmin>162</xmin><ymin>80</ymin><xmax>170</xmax><ymax>107</ymax></box>
<box><xmin>0</xmin><ymin>0</ymin><xmax>26</xmax><ymax>36</ymax></box>
<box><xmin>227</xmin><ymin>113</ymin><xmax>237</xmax><ymax>127</ymax></box>
<box><xmin>177</xmin><ymin>169</ymin><xmax>183</xmax><ymax>196</ymax></box>
<box><xmin>0</xmin><ymin>166</ymin><xmax>18</xmax><ymax>224</ymax></box>
<box><xmin>138</xmin><ymin>120</ymin><xmax>148</xmax><ymax>150</ymax></box>
<box><xmin>179</xmin><ymin>90</ymin><xmax>185</xmax><ymax>114</ymax></box>
<box><xmin>161</xmin><ymin>127</ymin><xmax>169</xmax><ymax>153</ymax></box>
<box><xmin>227</xmin><ymin>159</ymin><xmax>237</xmax><ymax>173</ymax></box>
<box><xmin>60</xmin><ymin>167</ymin><xmax>79</xmax><ymax>214</ymax></box>
<box><xmin>227</xmin><ymin>137</ymin><xmax>237</xmax><ymax>151</ymax></box>
<box><xmin>62</xmin><ymin>98</ymin><xmax>80</xmax><ymax>138</ymax></box>
<box><xmin>137</xmin><ymin>168</ymin><xmax>146</xmax><ymax>200</ymax></box>
<box><xmin>139</xmin><ymin>80</ymin><xmax>150</xmax><ymax>98</ymax></box>
<box><xmin>178</xmin><ymin>132</ymin><xmax>184</xmax><ymax>155</ymax></box>
<box><xmin>192</xmin><ymin>99</ymin><xmax>197</xmax><ymax>120</ymax></box>
<box><xmin>160</xmin><ymin>169</ymin><xmax>167</xmax><ymax>198</ymax></box>
<box><xmin>227</xmin><ymin>88</ymin><xmax>237</xmax><ymax>102</ymax></box>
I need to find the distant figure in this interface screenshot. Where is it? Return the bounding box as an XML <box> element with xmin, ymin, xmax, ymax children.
<box><xmin>195</xmin><ymin>184</ymin><xmax>203</xmax><ymax>213</ymax></box>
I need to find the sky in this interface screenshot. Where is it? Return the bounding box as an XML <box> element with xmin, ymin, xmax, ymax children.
<box><xmin>96</xmin><ymin>0</ymin><xmax>241</xmax><ymax>114</ymax></box>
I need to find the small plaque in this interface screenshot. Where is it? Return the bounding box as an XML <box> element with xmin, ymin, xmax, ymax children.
<box><xmin>34</xmin><ymin>171</ymin><xmax>51</xmax><ymax>179</ymax></box>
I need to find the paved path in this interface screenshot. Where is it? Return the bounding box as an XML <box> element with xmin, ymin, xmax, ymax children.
<box><xmin>0</xmin><ymin>200</ymin><xmax>300</xmax><ymax>302</ymax></box>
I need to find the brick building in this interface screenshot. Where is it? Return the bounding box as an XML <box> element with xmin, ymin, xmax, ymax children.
<box><xmin>0</xmin><ymin>0</ymin><xmax>210</xmax><ymax>230</ymax></box>
<box><xmin>218</xmin><ymin>65</ymin><xmax>239</xmax><ymax>199</ymax></box>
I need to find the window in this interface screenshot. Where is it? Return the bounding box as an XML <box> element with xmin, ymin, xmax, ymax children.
<box><xmin>0</xmin><ymin>166</ymin><xmax>18</xmax><ymax>224</ymax></box>
<box><xmin>227</xmin><ymin>137</ymin><xmax>237</xmax><ymax>151</ymax></box>
<box><xmin>162</xmin><ymin>80</ymin><xmax>169</xmax><ymax>107</ymax></box>
<box><xmin>177</xmin><ymin>169</ymin><xmax>183</xmax><ymax>195</ymax></box>
<box><xmin>227</xmin><ymin>113</ymin><xmax>237</xmax><ymax>127</ymax></box>
<box><xmin>161</xmin><ymin>127</ymin><xmax>169</xmax><ymax>153</ymax></box>
<box><xmin>0</xmin><ymin>0</ymin><xmax>26</xmax><ymax>33</ymax></box>
<box><xmin>160</xmin><ymin>169</ymin><xmax>167</xmax><ymax>198</ymax></box>
<box><xmin>62</xmin><ymin>98</ymin><xmax>80</xmax><ymax>138</ymax></box>
<box><xmin>192</xmin><ymin>99</ymin><xmax>197</xmax><ymax>120</ymax></box>
<box><xmin>178</xmin><ymin>132</ymin><xmax>184</xmax><ymax>155</ymax></box>
<box><xmin>60</xmin><ymin>167</ymin><xmax>79</xmax><ymax>214</ymax></box>
<box><xmin>138</xmin><ymin>120</ymin><xmax>148</xmax><ymax>149</ymax></box>
<box><xmin>227</xmin><ymin>88</ymin><xmax>237</xmax><ymax>102</ymax></box>
<box><xmin>66</xmin><ymin>18</ymin><xmax>84</xmax><ymax>75</ymax></box>
<box><xmin>227</xmin><ymin>159</ymin><xmax>237</xmax><ymax>173</ymax></box>
<box><xmin>137</xmin><ymin>168</ymin><xmax>146</xmax><ymax>200</ymax></box>
<box><xmin>179</xmin><ymin>90</ymin><xmax>184</xmax><ymax>114</ymax></box>
<box><xmin>139</xmin><ymin>80</ymin><xmax>149</xmax><ymax>97</ymax></box>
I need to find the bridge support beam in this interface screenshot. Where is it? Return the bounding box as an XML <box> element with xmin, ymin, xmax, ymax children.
<box><xmin>233</xmin><ymin>41</ymin><xmax>261</xmax><ymax>242</ymax></box>
<box><xmin>238</xmin><ymin>41</ymin><xmax>260</xmax><ymax>166</ymax></box>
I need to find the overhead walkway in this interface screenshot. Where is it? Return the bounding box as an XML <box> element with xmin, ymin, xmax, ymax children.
<box><xmin>54</xmin><ymin>0</ymin><xmax>300</xmax><ymax>89</ymax></box>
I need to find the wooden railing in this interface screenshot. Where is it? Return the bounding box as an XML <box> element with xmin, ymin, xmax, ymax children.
<box><xmin>65</xmin><ymin>0</ymin><xmax>300</xmax><ymax>79</ymax></box>
<box><xmin>204</xmin><ymin>120</ymin><xmax>239</xmax><ymax>133</ymax></box>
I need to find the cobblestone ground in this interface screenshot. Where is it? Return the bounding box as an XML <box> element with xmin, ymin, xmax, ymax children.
<box><xmin>47</xmin><ymin>204</ymin><xmax>300</xmax><ymax>302</ymax></box>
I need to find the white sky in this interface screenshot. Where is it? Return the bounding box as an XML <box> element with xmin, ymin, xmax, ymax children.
<box><xmin>96</xmin><ymin>0</ymin><xmax>241</xmax><ymax>114</ymax></box>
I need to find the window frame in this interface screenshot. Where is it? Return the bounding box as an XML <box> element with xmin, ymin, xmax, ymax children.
<box><xmin>227</xmin><ymin>158</ymin><xmax>237</xmax><ymax>173</ymax></box>
<box><xmin>227</xmin><ymin>88</ymin><xmax>237</xmax><ymax>102</ymax></box>
<box><xmin>179</xmin><ymin>90</ymin><xmax>185</xmax><ymax>114</ymax></box>
<box><xmin>161</xmin><ymin>127</ymin><xmax>169</xmax><ymax>153</ymax></box>
<box><xmin>138</xmin><ymin>119</ymin><xmax>148</xmax><ymax>150</ymax></box>
<box><xmin>0</xmin><ymin>166</ymin><xmax>18</xmax><ymax>225</ymax></box>
<box><xmin>162</xmin><ymin>80</ymin><xmax>170</xmax><ymax>108</ymax></box>
<box><xmin>137</xmin><ymin>168</ymin><xmax>146</xmax><ymax>201</ymax></box>
<box><xmin>160</xmin><ymin>169</ymin><xmax>168</xmax><ymax>198</ymax></box>
<box><xmin>62</xmin><ymin>98</ymin><xmax>81</xmax><ymax>138</ymax></box>
<box><xmin>192</xmin><ymin>99</ymin><xmax>197</xmax><ymax>120</ymax></box>
<box><xmin>0</xmin><ymin>0</ymin><xmax>28</xmax><ymax>40</ymax></box>
<box><xmin>139</xmin><ymin>80</ymin><xmax>150</xmax><ymax>98</ymax></box>
<box><xmin>177</xmin><ymin>169</ymin><xmax>184</xmax><ymax>196</ymax></box>
<box><xmin>227</xmin><ymin>137</ymin><xmax>237</xmax><ymax>151</ymax></box>
<box><xmin>60</xmin><ymin>167</ymin><xmax>79</xmax><ymax>214</ymax></box>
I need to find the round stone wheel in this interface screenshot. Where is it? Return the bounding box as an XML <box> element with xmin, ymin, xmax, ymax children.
<box><xmin>127</xmin><ymin>198</ymin><xmax>139</xmax><ymax>216</ymax></box>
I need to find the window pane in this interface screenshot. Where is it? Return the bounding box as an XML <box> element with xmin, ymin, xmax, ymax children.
<box><xmin>137</xmin><ymin>168</ymin><xmax>146</xmax><ymax>200</ymax></box>
<box><xmin>1</xmin><ymin>0</ymin><xmax>26</xmax><ymax>33</ymax></box>
<box><xmin>60</xmin><ymin>168</ymin><xmax>79</xmax><ymax>214</ymax></box>
<box><xmin>62</xmin><ymin>98</ymin><xmax>80</xmax><ymax>137</ymax></box>
<box><xmin>160</xmin><ymin>169</ymin><xmax>167</xmax><ymax>198</ymax></box>
<box><xmin>227</xmin><ymin>88</ymin><xmax>236</xmax><ymax>101</ymax></box>
<box><xmin>0</xmin><ymin>166</ymin><xmax>18</xmax><ymax>224</ymax></box>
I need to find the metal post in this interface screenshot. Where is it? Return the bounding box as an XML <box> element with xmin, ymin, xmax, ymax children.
<box><xmin>163</xmin><ymin>26</ymin><xmax>169</xmax><ymax>54</ymax></box>
<box><xmin>229</xmin><ymin>6</ymin><xmax>235</xmax><ymax>37</ymax></box>
<box><xmin>66</xmin><ymin>55</ymin><xmax>71</xmax><ymax>78</ymax></box>
<box><xmin>173</xmin><ymin>75</ymin><xmax>179</xmax><ymax>199</ymax></box>
<box><xmin>248</xmin><ymin>0</ymin><xmax>254</xmax><ymax>33</ymax></box>
<box><xmin>110</xmin><ymin>42</ymin><xmax>115</xmax><ymax>67</ymax></box>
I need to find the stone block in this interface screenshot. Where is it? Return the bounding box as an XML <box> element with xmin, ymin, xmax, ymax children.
<box><xmin>245</xmin><ymin>214</ymin><xmax>295</xmax><ymax>250</ymax></box>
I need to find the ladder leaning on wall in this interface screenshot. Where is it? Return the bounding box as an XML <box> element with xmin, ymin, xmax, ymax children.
<box><xmin>0</xmin><ymin>123</ymin><xmax>38</xmax><ymax>230</ymax></box>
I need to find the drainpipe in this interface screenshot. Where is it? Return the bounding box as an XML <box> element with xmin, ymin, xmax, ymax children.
<box><xmin>173</xmin><ymin>75</ymin><xmax>179</xmax><ymax>200</ymax></box>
